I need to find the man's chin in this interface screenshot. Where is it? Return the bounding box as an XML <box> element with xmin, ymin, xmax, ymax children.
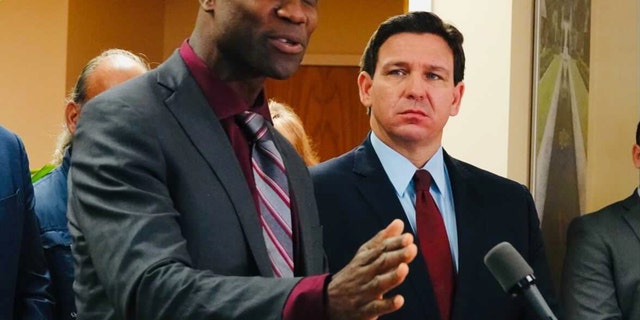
<box><xmin>266</xmin><ymin>59</ymin><xmax>303</xmax><ymax>80</ymax></box>
<box><xmin>394</xmin><ymin>128</ymin><xmax>435</xmax><ymax>144</ymax></box>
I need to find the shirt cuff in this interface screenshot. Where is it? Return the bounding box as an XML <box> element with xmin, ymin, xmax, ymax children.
<box><xmin>282</xmin><ymin>274</ymin><xmax>331</xmax><ymax>320</ymax></box>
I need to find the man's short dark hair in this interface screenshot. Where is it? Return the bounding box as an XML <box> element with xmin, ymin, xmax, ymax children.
<box><xmin>636</xmin><ymin>121</ymin><xmax>639</xmax><ymax>145</ymax></box>
<box><xmin>360</xmin><ymin>11</ymin><xmax>465</xmax><ymax>85</ymax></box>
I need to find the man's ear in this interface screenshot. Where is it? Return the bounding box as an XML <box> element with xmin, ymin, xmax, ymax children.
<box><xmin>357</xmin><ymin>71</ymin><xmax>373</xmax><ymax>111</ymax></box>
<box><xmin>200</xmin><ymin>0</ymin><xmax>215</xmax><ymax>11</ymax></box>
<box><xmin>65</xmin><ymin>102</ymin><xmax>81</xmax><ymax>134</ymax></box>
<box><xmin>449</xmin><ymin>81</ymin><xmax>465</xmax><ymax>117</ymax></box>
<box><xmin>632</xmin><ymin>144</ymin><xmax>640</xmax><ymax>169</ymax></box>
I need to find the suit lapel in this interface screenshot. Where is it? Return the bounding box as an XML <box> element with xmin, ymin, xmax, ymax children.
<box><xmin>352</xmin><ymin>138</ymin><xmax>414</xmax><ymax>233</ymax></box>
<box><xmin>444</xmin><ymin>152</ymin><xmax>488</xmax><ymax>319</ymax></box>
<box><xmin>354</xmin><ymin>137</ymin><xmax>439</xmax><ymax>319</ymax></box>
<box><xmin>157</xmin><ymin>53</ymin><xmax>272</xmax><ymax>276</ymax></box>
<box><xmin>622</xmin><ymin>191</ymin><xmax>640</xmax><ymax>243</ymax></box>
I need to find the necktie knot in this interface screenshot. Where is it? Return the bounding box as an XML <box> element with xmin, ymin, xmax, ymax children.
<box><xmin>413</xmin><ymin>169</ymin><xmax>433</xmax><ymax>193</ymax></box>
<box><xmin>237</xmin><ymin>111</ymin><xmax>269</xmax><ymax>142</ymax></box>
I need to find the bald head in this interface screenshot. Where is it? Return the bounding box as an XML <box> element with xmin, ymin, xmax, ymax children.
<box><xmin>84</xmin><ymin>54</ymin><xmax>148</xmax><ymax>102</ymax></box>
<box><xmin>65</xmin><ymin>49</ymin><xmax>149</xmax><ymax>134</ymax></box>
<box><xmin>70</xmin><ymin>49</ymin><xmax>149</xmax><ymax>106</ymax></box>
<box><xmin>51</xmin><ymin>49</ymin><xmax>149</xmax><ymax>165</ymax></box>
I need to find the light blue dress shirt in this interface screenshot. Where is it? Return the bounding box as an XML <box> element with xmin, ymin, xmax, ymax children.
<box><xmin>370</xmin><ymin>132</ymin><xmax>459</xmax><ymax>270</ymax></box>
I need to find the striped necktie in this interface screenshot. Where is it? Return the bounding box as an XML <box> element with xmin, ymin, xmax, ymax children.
<box><xmin>237</xmin><ymin>111</ymin><xmax>294</xmax><ymax>277</ymax></box>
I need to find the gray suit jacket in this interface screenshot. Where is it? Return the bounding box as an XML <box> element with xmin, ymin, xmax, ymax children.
<box><xmin>562</xmin><ymin>191</ymin><xmax>640</xmax><ymax>320</ymax></box>
<box><xmin>68</xmin><ymin>52</ymin><xmax>325</xmax><ymax>320</ymax></box>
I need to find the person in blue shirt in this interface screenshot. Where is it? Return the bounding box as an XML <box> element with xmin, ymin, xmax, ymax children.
<box><xmin>0</xmin><ymin>125</ymin><xmax>54</xmax><ymax>319</ymax></box>
<box><xmin>311</xmin><ymin>11</ymin><xmax>558</xmax><ymax>320</ymax></box>
<box><xmin>34</xmin><ymin>49</ymin><xmax>148</xmax><ymax>320</ymax></box>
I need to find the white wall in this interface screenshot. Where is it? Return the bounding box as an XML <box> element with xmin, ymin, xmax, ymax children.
<box><xmin>587</xmin><ymin>0</ymin><xmax>639</xmax><ymax>211</ymax></box>
<box><xmin>432</xmin><ymin>0</ymin><xmax>640</xmax><ymax>199</ymax></box>
<box><xmin>408</xmin><ymin>0</ymin><xmax>432</xmax><ymax>12</ymax></box>
<box><xmin>433</xmin><ymin>0</ymin><xmax>514</xmax><ymax>178</ymax></box>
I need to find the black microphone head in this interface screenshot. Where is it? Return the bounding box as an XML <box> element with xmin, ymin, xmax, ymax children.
<box><xmin>483</xmin><ymin>242</ymin><xmax>534</xmax><ymax>293</ymax></box>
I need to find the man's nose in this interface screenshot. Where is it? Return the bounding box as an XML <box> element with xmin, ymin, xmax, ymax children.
<box><xmin>405</xmin><ymin>74</ymin><xmax>427</xmax><ymax>101</ymax></box>
<box><xmin>276</xmin><ymin>0</ymin><xmax>308</xmax><ymax>25</ymax></box>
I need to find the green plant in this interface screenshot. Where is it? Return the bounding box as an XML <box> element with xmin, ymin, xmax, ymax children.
<box><xmin>30</xmin><ymin>164</ymin><xmax>56</xmax><ymax>183</ymax></box>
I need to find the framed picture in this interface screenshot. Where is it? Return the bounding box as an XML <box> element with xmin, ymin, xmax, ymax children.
<box><xmin>531</xmin><ymin>0</ymin><xmax>591</xmax><ymax>285</ymax></box>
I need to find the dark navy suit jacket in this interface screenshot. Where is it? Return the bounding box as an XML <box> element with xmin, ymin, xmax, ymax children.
<box><xmin>311</xmin><ymin>136</ymin><xmax>559</xmax><ymax>320</ymax></box>
<box><xmin>0</xmin><ymin>125</ymin><xmax>54</xmax><ymax>319</ymax></box>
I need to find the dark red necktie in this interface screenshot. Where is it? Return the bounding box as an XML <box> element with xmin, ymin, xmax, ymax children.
<box><xmin>414</xmin><ymin>170</ymin><xmax>454</xmax><ymax>320</ymax></box>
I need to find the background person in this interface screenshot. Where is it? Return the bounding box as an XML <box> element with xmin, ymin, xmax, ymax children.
<box><xmin>67</xmin><ymin>1</ymin><xmax>417</xmax><ymax>319</ymax></box>
<box><xmin>269</xmin><ymin>99</ymin><xmax>320</xmax><ymax>165</ymax></box>
<box><xmin>0</xmin><ymin>125</ymin><xmax>54</xmax><ymax>319</ymax></box>
<box><xmin>311</xmin><ymin>11</ymin><xmax>558</xmax><ymax>320</ymax></box>
<box><xmin>562</xmin><ymin>121</ymin><xmax>640</xmax><ymax>320</ymax></box>
<box><xmin>34</xmin><ymin>49</ymin><xmax>149</xmax><ymax>320</ymax></box>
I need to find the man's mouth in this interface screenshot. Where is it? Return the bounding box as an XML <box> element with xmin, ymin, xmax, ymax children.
<box><xmin>400</xmin><ymin>109</ymin><xmax>427</xmax><ymax>116</ymax></box>
<box><xmin>269</xmin><ymin>35</ymin><xmax>305</xmax><ymax>54</ymax></box>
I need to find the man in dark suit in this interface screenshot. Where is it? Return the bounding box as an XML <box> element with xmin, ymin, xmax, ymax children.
<box><xmin>311</xmin><ymin>12</ymin><xmax>558</xmax><ymax>320</ymax></box>
<box><xmin>562</xmin><ymin>121</ymin><xmax>640</xmax><ymax>320</ymax></box>
<box><xmin>68</xmin><ymin>1</ymin><xmax>417</xmax><ymax>319</ymax></box>
<box><xmin>0</xmin><ymin>125</ymin><xmax>54</xmax><ymax>319</ymax></box>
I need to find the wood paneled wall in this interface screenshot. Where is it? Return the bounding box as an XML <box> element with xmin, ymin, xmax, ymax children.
<box><xmin>265</xmin><ymin>66</ymin><xmax>370</xmax><ymax>162</ymax></box>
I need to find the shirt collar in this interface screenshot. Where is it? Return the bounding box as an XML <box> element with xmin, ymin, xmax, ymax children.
<box><xmin>371</xmin><ymin>132</ymin><xmax>447</xmax><ymax>196</ymax></box>
<box><xmin>422</xmin><ymin>145</ymin><xmax>446</xmax><ymax>195</ymax></box>
<box><xmin>178</xmin><ymin>39</ymin><xmax>269</xmax><ymax>120</ymax></box>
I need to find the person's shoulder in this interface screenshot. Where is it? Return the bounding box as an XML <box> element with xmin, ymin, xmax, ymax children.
<box><xmin>33</xmin><ymin>166</ymin><xmax>69</xmax><ymax>234</ymax></box>
<box><xmin>447</xmin><ymin>154</ymin><xmax>524</xmax><ymax>190</ymax></box>
<box><xmin>0</xmin><ymin>125</ymin><xmax>21</xmax><ymax>153</ymax></box>
<box><xmin>79</xmin><ymin>69</ymin><xmax>165</xmax><ymax>128</ymax></box>
<box><xmin>572</xmin><ymin>195</ymin><xmax>631</xmax><ymax>229</ymax></box>
<box><xmin>310</xmin><ymin>146</ymin><xmax>358</xmax><ymax>177</ymax></box>
<box><xmin>0</xmin><ymin>126</ymin><xmax>28</xmax><ymax>195</ymax></box>
<box><xmin>34</xmin><ymin>164</ymin><xmax>65</xmax><ymax>187</ymax></box>
<box><xmin>0</xmin><ymin>126</ymin><xmax>27</xmax><ymax>169</ymax></box>
<box><xmin>34</xmin><ymin>165</ymin><xmax>66</xmax><ymax>204</ymax></box>
<box><xmin>92</xmin><ymin>68</ymin><xmax>159</xmax><ymax>106</ymax></box>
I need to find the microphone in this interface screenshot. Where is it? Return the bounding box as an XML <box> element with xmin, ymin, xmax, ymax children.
<box><xmin>483</xmin><ymin>242</ymin><xmax>557</xmax><ymax>320</ymax></box>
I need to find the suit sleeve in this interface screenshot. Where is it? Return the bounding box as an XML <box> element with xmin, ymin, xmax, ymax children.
<box><xmin>69</xmin><ymin>97</ymin><xmax>300</xmax><ymax>319</ymax></box>
<box><xmin>562</xmin><ymin>216</ymin><xmax>621</xmax><ymax>320</ymax></box>
<box><xmin>15</xmin><ymin>135</ymin><xmax>55</xmax><ymax>319</ymax></box>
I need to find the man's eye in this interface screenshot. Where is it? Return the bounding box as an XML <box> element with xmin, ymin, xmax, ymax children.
<box><xmin>388</xmin><ymin>69</ymin><xmax>406</xmax><ymax>76</ymax></box>
<box><xmin>303</xmin><ymin>0</ymin><xmax>318</xmax><ymax>7</ymax></box>
<box><xmin>427</xmin><ymin>73</ymin><xmax>442</xmax><ymax>80</ymax></box>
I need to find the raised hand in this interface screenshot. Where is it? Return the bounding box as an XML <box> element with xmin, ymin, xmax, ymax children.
<box><xmin>327</xmin><ymin>219</ymin><xmax>418</xmax><ymax>320</ymax></box>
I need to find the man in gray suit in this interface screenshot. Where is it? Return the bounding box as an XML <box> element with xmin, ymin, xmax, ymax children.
<box><xmin>562</xmin><ymin>121</ymin><xmax>640</xmax><ymax>320</ymax></box>
<box><xmin>68</xmin><ymin>1</ymin><xmax>417</xmax><ymax>319</ymax></box>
